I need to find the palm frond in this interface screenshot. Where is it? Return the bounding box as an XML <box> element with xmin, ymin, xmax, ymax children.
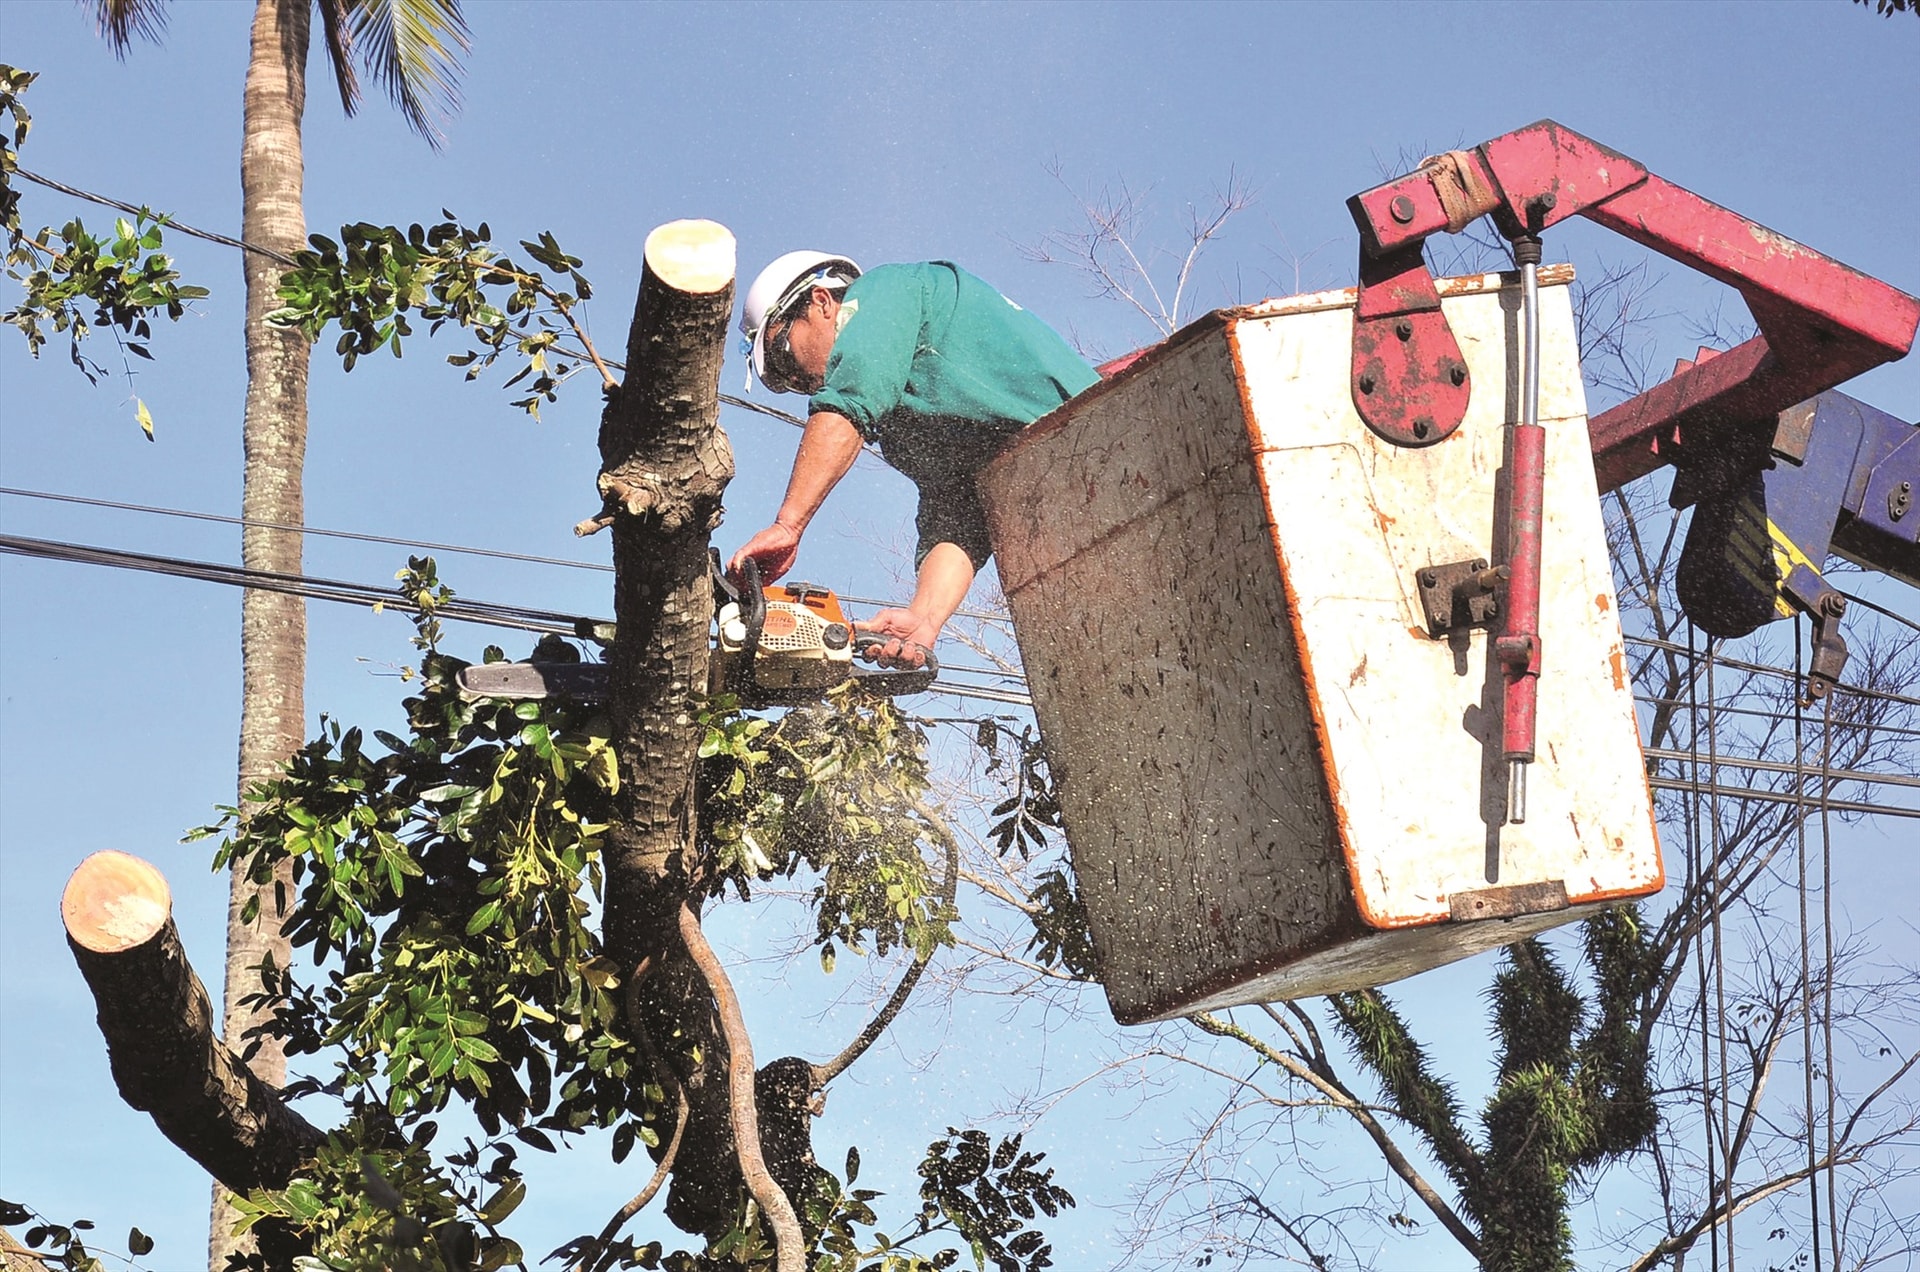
<box><xmin>342</xmin><ymin>0</ymin><xmax>470</xmax><ymax>148</ymax></box>
<box><xmin>86</xmin><ymin>0</ymin><xmax>170</xmax><ymax>58</ymax></box>
<box><xmin>316</xmin><ymin>0</ymin><xmax>362</xmax><ymax>118</ymax></box>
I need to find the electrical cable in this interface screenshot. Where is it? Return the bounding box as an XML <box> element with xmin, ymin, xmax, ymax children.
<box><xmin>0</xmin><ymin>486</ymin><xmax>1013</xmax><ymax>625</ymax></box>
<box><xmin>1820</xmin><ymin>691</ymin><xmax>1839</xmax><ymax>1268</ymax></box>
<box><xmin>0</xmin><ymin>532</ymin><xmax>1026</xmax><ymax>709</ymax></box>
<box><xmin>1640</xmin><ymin>748</ymin><xmax>1920</xmax><ymax>792</ymax></box>
<box><xmin>1793</xmin><ymin>621</ymin><xmax>1824</xmax><ymax>1272</ymax></box>
<box><xmin>12</xmin><ymin>167</ymin><xmax>817</xmax><ymax>437</ymax></box>
<box><xmin>1707</xmin><ymin>641</ymin><xmax>1737</xmax><ymax>1272</ymax></box>
<box><xmin>15</xmin><ymin>165</ymin><xmax>295</xmax><ymax>264</ymax></box>
<box><xmin>1627</xmin><ymin>634</ymin><xmax>1920</xmax><ymax>710</ymax></box>
<box><xmin>1</xmin><ymin>485</ymin><xmax>613</xmax><ymax>572</ymax></box>
<box><xmin>4</xmin><ymin>524</ymin><xmax>1909</xmax><ymax>751</ymax></box>
<box><xmin>1685</xmin><ymin>623</ymin><xmax>1721</xmax><ymax>1272</ymax></box>
<box><xmin>1644</xmin><ymin>777</ymin><xmax>1918</xmax><ymax>821</ymax></box>
<box><xmin>1636</xmin><ymin>695</ymin><xmax>1920</xmax><ymax>742</ymax></box>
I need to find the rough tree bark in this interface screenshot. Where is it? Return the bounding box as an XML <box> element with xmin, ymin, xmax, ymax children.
<box><xmin>592</xmin><ymin>221</ymin><xmax>809</xmax><ymax>1266</ymax></box>
<box><xmin>63</xmin><ymin>852</ymin><xmax>322</xmax><ymax>1233</ymax></box>
<box><xmin>230</xmin><ymin>0</ymin><xmax>310</xmax><ymax>1070</ymax></box>
<box><xmin>220</xmin><ymin>0</ymin><xmax>313</xmax><ymax>1262</ymax></box>
<box><xmin>219</xmin><ymin>0</ymin><xmax>312</xmax><ymax>1268</ymax></box>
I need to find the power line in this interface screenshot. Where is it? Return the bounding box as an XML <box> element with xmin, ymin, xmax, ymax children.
<box><xmin>0</xmin><ymin>518</ymin><xmax>1912</xmax><ymax>726</ymax></box>
<box><xmin>0</xmin><ymin>532</ymin><xmax>584</xmax><ymax>634</ymax></box>
<box><xmin>1645</xmin><ymin>776</ymin><xmax>1915</xmax><ymax>820</ymax></box>
<box><xmin>13</xmin><ymin>166</ymin><xmax>814</xmax><ymax>434</ymax></box>
<box><xmin>16</xmin><ymin>165</ymin><xmax>296</xmax><ymax>264</ymax></box>
<box><xmin>1641</xmin><ymin>747</ymin><xmax>1920</xmax><ymax>792</ymax></box>
<box><xmin>1636</xmin><ymin>694</ymin><xmax>1920</xmax><ymax>741</ymax></box>
<box><xmin>0</xmin><ymin>486</ymin><xmax>1014</xmax><ymax>624</ymax></box>
<box><xmin>1625</xmin><ymin>633</ymin><xmax>1920</xmax><ymax>709</ymax></box>
<box><xmin>1</xmin><ymin>485</ymin><xmax>613</xmax><ymax>573</ymax></box>
<box><xmin>0</xmin><ymin>531</ymin><xmax>1024</xmax><ymax>708</ymax></box>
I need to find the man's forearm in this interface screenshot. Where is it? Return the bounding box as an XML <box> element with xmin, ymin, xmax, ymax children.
<box><xmin>774</xmin><ymin>411</ymin><xmax>866</xmax><ymax>533</ymax></box>
<box><xmin>909</xmin><ymin>542</ymin><xmax>978</xmax><ymax>632</ymax></box>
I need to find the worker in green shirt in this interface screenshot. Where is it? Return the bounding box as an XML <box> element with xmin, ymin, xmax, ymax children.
<box><xmin>730</xmin><ymin>252</ymin><xmax>1099</xmax><ymax>668</ymax></box>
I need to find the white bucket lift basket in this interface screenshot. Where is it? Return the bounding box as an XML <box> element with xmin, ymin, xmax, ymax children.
<box><xmin>979</xmin><ymin>267</ymin><xmax>1663</xmax><ymax>1025</ymax></box>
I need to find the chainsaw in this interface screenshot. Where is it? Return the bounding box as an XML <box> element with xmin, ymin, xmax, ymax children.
<box><xmin>454</xmin><ymin>552</ymin><xmax>939</xmax><ymax>707</ymax></box>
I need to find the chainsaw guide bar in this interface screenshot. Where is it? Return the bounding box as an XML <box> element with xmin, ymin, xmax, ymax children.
<box><xmin>455</xmin><ymin>552</ymin><xmax>938</xmax><ymax>707</ymax></box>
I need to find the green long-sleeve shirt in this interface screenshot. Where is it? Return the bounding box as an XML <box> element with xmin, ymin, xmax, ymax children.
<box><xmin>809</xmin><ymin>262</ymin><xmax>1098</xmax><ymax>567</ymax></box>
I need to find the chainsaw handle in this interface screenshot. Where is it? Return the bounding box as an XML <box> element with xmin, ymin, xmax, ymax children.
<box><xmin>852</xmin><ymin>631</ymin><xmax>940</xmax><ymax>696</ymax></box>
<box><xmin>711</xmin><ymin>549</ymin><xmax>766</xmax><ymax>650</ymax></box>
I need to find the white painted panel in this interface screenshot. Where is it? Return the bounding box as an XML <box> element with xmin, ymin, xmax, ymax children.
<box><xmin>1233</xmin><ymin>279</ymin><xmax>1661</xmax><ymax>926</ymax></box>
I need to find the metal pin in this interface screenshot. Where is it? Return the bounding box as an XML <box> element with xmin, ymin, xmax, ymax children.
<box><xmin>1508</xmin><ymin>758</ymin><xmax>1528</xmax><ymax>825</ymax></box>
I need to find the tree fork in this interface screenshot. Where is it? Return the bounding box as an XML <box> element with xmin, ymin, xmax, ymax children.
<box><xmin>62</xmin><ymin>851</ymin><xmax>324</xmax><ymax>1198</ymax></box>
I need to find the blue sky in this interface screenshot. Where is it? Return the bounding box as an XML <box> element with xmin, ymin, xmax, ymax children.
<box><xmin>3</xmin><ymin>1</ymin><xmax>1917</xmax><ymax>1268</ymax></box>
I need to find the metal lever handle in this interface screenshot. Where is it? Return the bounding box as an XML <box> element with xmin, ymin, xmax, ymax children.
<box><xmin>852</xmin><ymin>631</ymin><xmax>941</xmax><ymax>697</ymax></box>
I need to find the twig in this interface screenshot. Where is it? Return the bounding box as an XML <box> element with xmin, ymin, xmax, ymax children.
<box><xmin>580</xmin><ymin>1083</ymin><xmax>691</xmax><ymax>1272</ymax></box>
<box><xmin>676</xmin><ymin>901</ymin><xmax>805</xmax><ymax>1272</ymax></box>
<box><xmin>1230</xmin><ymin>1188</ymin><xmax>1334</xmax><ymax>1271</ymax></box>
<box><xmin>1187</xmin><ymin>1011</ymin><xmax>1483</xmax><ymax>1261</ymax></box>
<box><xmin>811</xmin><ymin>802</ymin><xmax>962</xmax><ymax>1085</ymax></box>
<box><xmin>1625</xmin><ymin>1155</ymin><xmax>1863</xmax><ymax>1272</ymax></box>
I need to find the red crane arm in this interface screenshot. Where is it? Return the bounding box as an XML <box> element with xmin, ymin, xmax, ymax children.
<box><xmin>1347</xmin><ymin>120</ymin><xmax>1920</xmax><ymax>492</ymax></box>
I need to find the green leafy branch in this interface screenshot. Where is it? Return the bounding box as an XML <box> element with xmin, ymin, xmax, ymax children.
<box><xmin>268</xmin><ymin>216</ymin><xmax>611</xmax><ymax>418</ymax></box>
<box><xmin>2</xmin><ymin>65</ymin><xmax>208</xmax><ymax>435</ymax></box>
<box><xmin>0</xmin><ymin>1198</ymin><xmax>154</xmax><ymax>1272</ymax></box>
<box><xmin>179</xmin><ymin>562</ymin><xmax>1074</xmax><ymax>1269</ymax></box>
<box><xmin>698</xmin><ymin>689</ymin><xmax>956</xmax><ymax>968</ymax></box>
<box><xmin>226</xmin><ymin>1122</ymin><xmax>538</xmax><ymax>1272</ymax></box>
<box><xmin>197</xmin><ymin>561</ymin><xmax>646</xmax><ymax>1152</ymax></box>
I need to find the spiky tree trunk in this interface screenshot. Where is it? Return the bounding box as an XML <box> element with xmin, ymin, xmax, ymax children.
<box><xmin>1327</xmin><ymin>910</ymin><xmax>1660</xmax><ymax>1272</ymax></box>
<box><xmin>214</xmin><ymin>0</ymin><xmax>311</xmax><ymax>1264</ymax></box>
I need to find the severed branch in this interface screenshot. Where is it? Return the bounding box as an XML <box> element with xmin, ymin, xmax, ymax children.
<box><xmin>811</xmin><ymin>802</ymin><xmax>961</xmax><ymax>1086</ymax></box>
<box><xmin>61</xmin><ymin>851</ymin><xmax>324</xmax><ymax>1195</ymax></box>
<box><xmin>676</xmin><ymin>903</ymin><xmax>804</xmax><ymax>1272</ymax></box>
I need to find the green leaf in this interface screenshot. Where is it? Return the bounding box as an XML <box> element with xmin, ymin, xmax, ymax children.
<box><xmin>479</xmin><ymin>1177</ymin><xmax>526</xmax><ymax>1224</ymax></box>
<box><xmin>128</xmin><ymin>1227</ymin><xmax>155</xmax><ymax>1256</ymax></box>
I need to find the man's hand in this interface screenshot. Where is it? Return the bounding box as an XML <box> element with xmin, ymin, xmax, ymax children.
<box><xmin>729</xmin><ymin>522</ymin><xmax>801</xmax><ymax>587</ymax></box>
<box><xmin>855</xmin><ymin>607</ymin><xmax>940</xmax><ymax>670</ymax></box>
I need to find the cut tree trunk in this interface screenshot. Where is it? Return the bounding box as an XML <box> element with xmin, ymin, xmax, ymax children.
<box><xmin>593</xmin><ymin>221</ymin><xmax>806</xmax><ymax>1243</ymax></box>
<box><xmin>594</xmin><ymin>219</ymin><xmax>742</xmax><ymax>1238</ymax></box>
<box><xmin>63</xmin><ymin>851</ymin><xmax>325</xmax><ymax>1193</ymax></box>
<box><xmin>221</xmin><ymin>0</ymin><xmax>313</xmax><ymax>1263</ymax></box>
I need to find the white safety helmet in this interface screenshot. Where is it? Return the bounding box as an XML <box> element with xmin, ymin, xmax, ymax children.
<box><xmin>740</xmin><ymin>250</ymin><xmax>862</xmax><ymax>392</ymax></box>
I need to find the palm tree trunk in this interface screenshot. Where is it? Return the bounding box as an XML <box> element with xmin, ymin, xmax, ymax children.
<box><xmin>211</xmin><ymin>0</ymin><xmax>310</xmax><ymax>1266</ymax></box>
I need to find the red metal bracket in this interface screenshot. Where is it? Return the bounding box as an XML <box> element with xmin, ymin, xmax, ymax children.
<box><xmin>1352</xmin><ymin>244</ymin><xmax>1472</xmax><ymax>447</ymax></box>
